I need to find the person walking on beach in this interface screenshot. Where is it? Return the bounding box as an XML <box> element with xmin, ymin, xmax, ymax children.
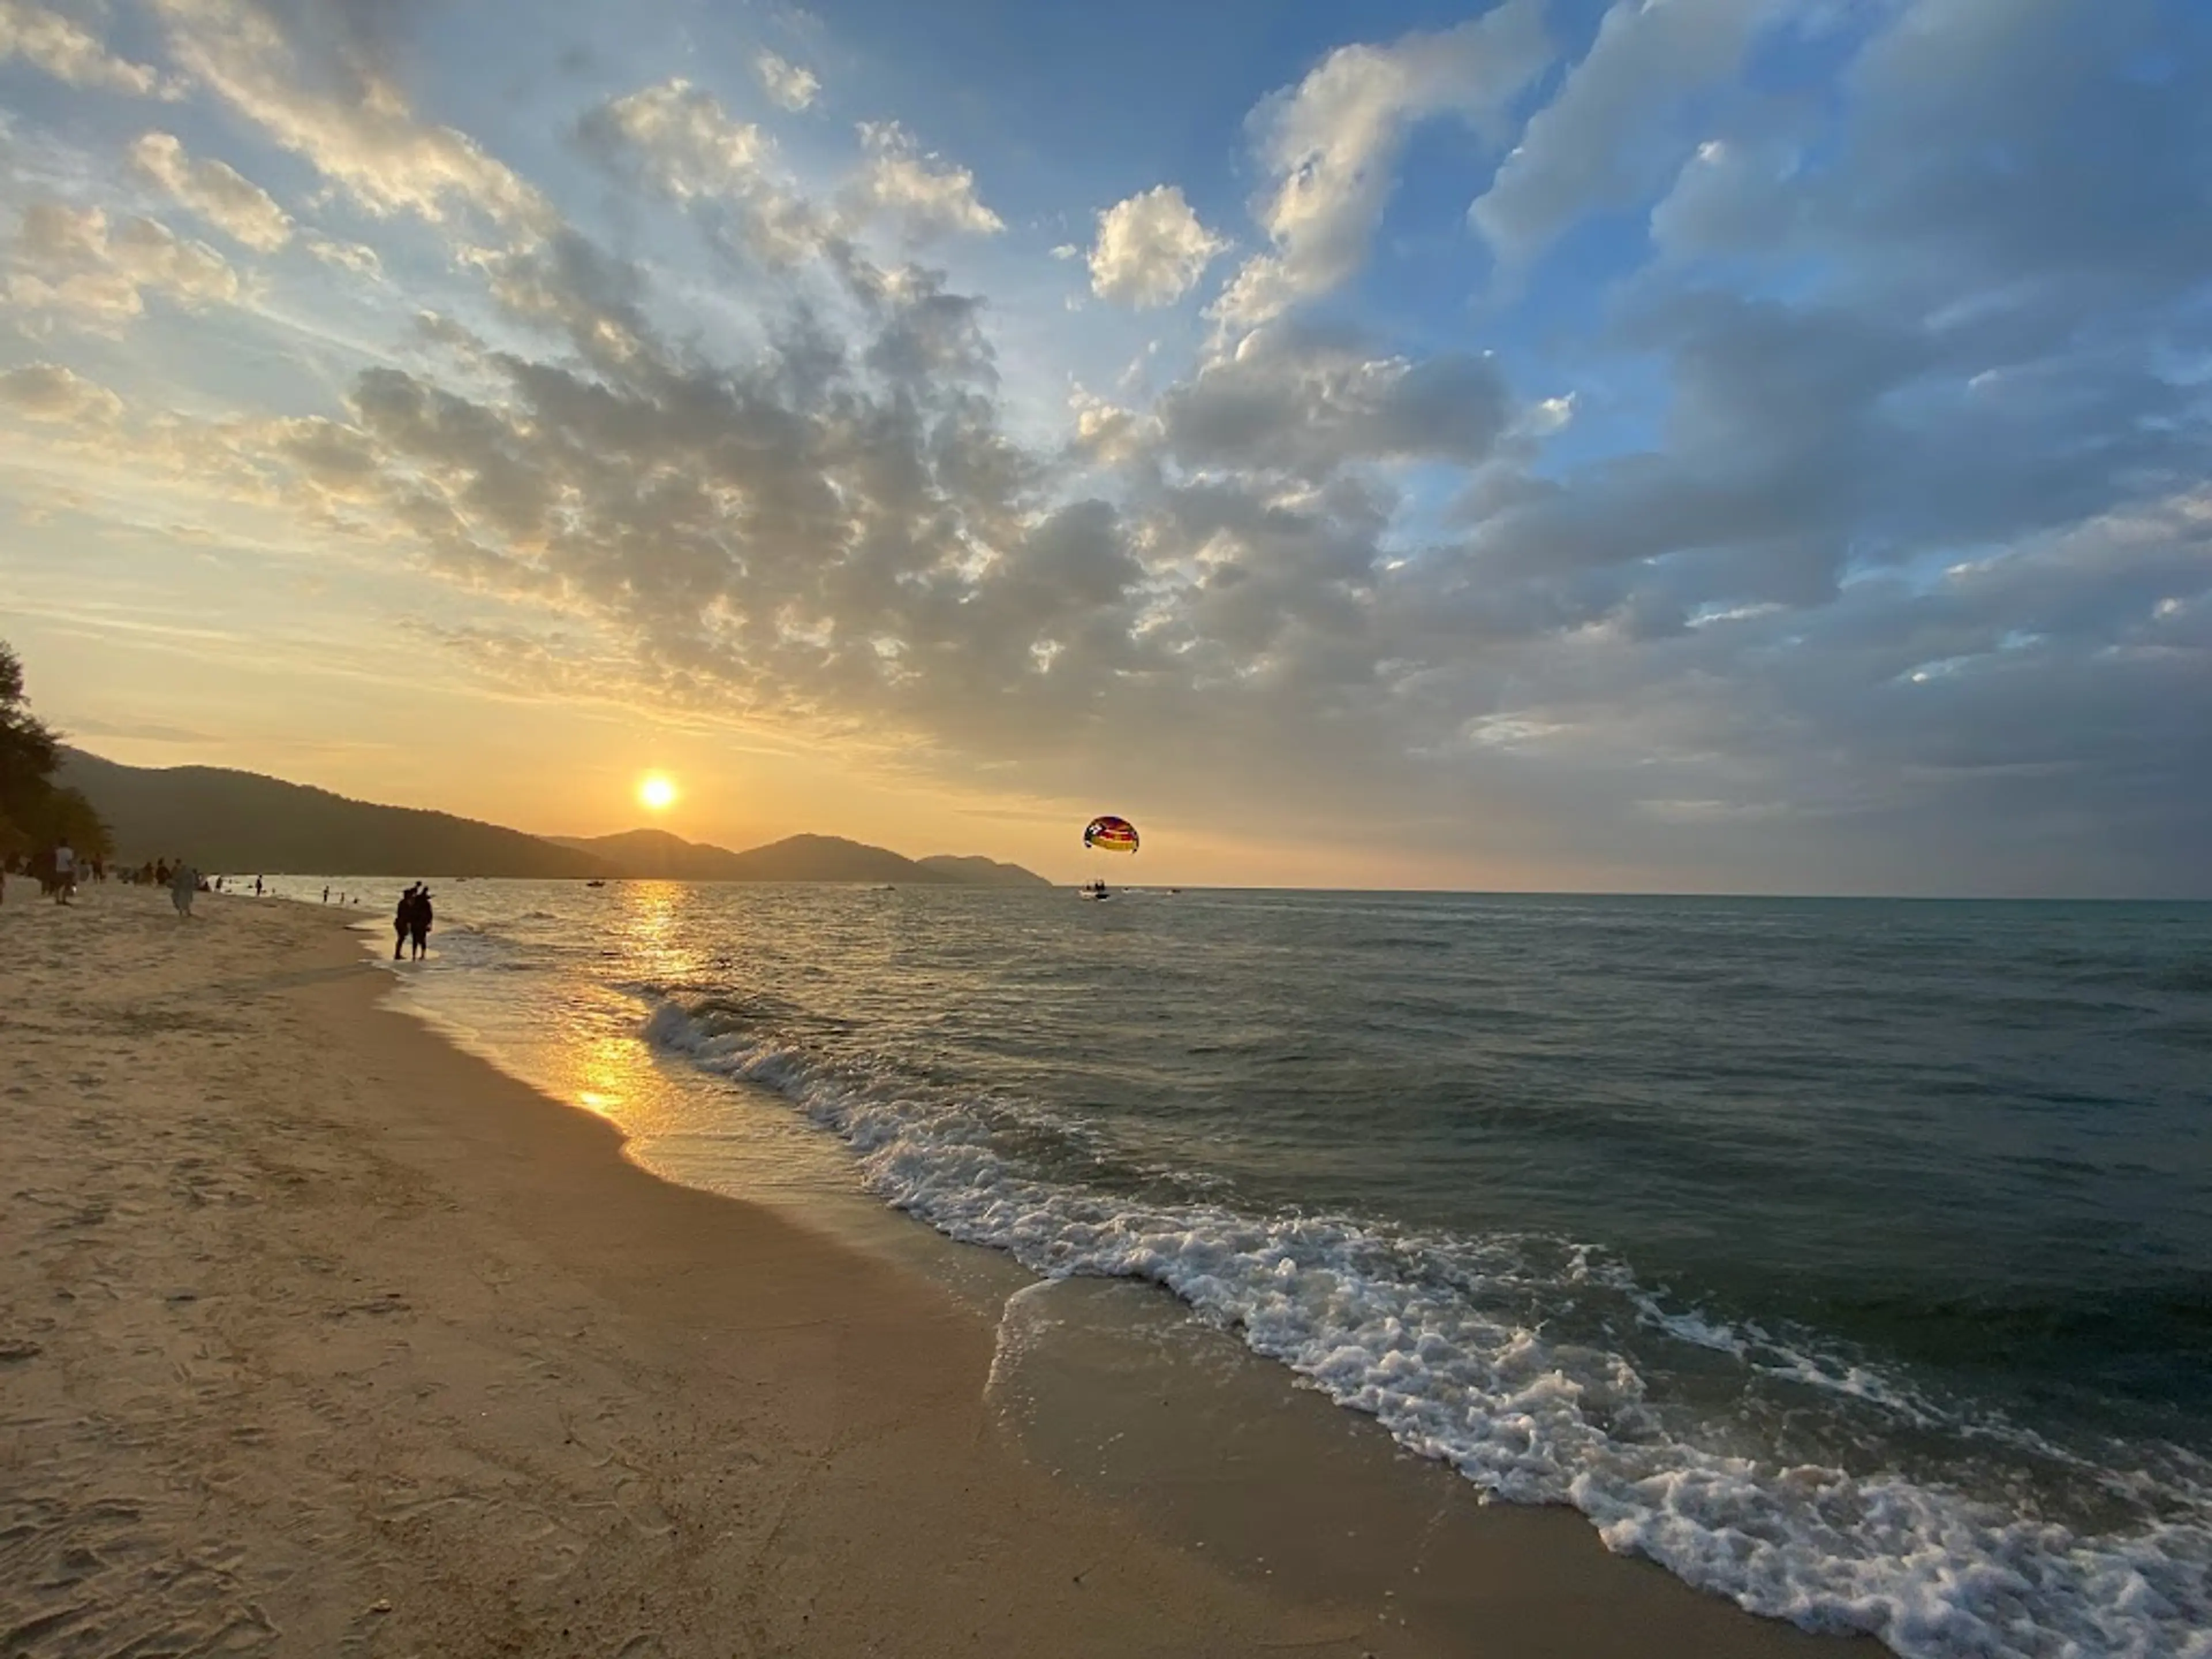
<box><xmin>393</xmin><ymin>885</ymin><xmax>416</xmax><ymax>960</ymax></box>
<box><xmin>408</xmin><ymin>887</ymin><xmax>434</xmax><ymax>961</ymax></box>
<box><xmin>51</xmin><ymin>840</ymin><xmax>74</xmax><ymax>904</ymax></box>
<box><xmin>170</xmin><ymin>861</ymin><xmax>199</xmax><ymax>918</ymax></box>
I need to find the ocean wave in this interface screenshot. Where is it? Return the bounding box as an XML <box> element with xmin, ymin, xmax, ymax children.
<box><xmin>639</xmin><ymin>994</ymin><xmax>2212</xmax><ymax>1659</ymax></box>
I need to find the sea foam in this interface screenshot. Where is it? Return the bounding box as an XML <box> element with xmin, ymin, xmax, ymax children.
<box><xmin>641</xmin><ymin>994</ymin><xmax>2212</xmax><ymax>1659</ymax></box>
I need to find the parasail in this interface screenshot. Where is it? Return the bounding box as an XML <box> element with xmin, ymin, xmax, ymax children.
<box><xmin>1082</xmin><ymin>815</ymin><xmax>1139</xmax><ymax>854</ymax></box>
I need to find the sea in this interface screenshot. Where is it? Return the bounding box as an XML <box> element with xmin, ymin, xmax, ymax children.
<box><xmin>266</xmin><ymin>878</ymin><xmax>2211</xmax><ymax>1658</ymax></box>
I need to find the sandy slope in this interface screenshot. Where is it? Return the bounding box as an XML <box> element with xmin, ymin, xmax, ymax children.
<box><xmin>0</xmin><ymin>886</ymin><xmax>1876</xmax><ymax>1658</ymax></box>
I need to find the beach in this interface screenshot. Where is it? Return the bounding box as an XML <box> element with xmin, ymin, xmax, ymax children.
<box><xmin>0</xmin><ymin>885</ymin><xmax>1894</xmax><ymax>1657</ymax></box>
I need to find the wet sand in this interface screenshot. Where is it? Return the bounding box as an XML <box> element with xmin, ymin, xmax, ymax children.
<box><xmin>0</xmin><ymin>885</ymin><xmax>1883</xmax><ymax>1657</ymax></box>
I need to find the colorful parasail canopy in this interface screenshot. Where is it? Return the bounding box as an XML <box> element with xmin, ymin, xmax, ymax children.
<box><xmin>1083</xmin><ymin>815</ymin><xmax>1139</xmax><ymax>853</ymax></box>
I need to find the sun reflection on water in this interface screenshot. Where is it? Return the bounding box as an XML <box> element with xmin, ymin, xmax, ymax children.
<box><xmin>617</xmin><ymin>881</ymin><xmax>707</xmax><ymax>984</ymax></box>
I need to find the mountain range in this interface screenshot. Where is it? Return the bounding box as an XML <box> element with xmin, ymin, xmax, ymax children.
<box><xmin>58</xmin><ymin>749</ymin><xmax>1051</xmax><ymax>887</ymax></box>
<box><xmin>546</xmin><ymin>828</ymin><xmax>1047</xmax><ymax>887</ymax></box>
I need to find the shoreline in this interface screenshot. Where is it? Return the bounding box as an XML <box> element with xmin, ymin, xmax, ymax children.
<box><xmin>3</xmin><ymin>885</ymin><xmax>1881</xmax><ymax>1656</ymax></box>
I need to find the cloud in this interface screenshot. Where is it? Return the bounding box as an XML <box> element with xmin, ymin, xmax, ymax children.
<box><xmin>1159</xmin><ymin>321</ymin><xmax>1512</xmax><ymax>478</ymax></box>
<box><xmin>5</xmin><ymin>202</ymin><xmax>242</xmax><ymax>327</ymax></box>
<box><xmin>0</xmin><ymin>0</ymin><xmax>167</xmax><ymax>96</ymax></box>
<box><xmin>1470</xmin><ymin>0</ymin><xmax>1776</xmax><ymax>271</ymax></box>
<box><xmin>576</xmin><ymin>78</ymin><xmax>834</xmax><ymax>272</ymax></box>
<box><xmin>755</xmin><ymin>49</ymin><xmax>818</xmax><ymax>112</ymax></box>
<box><xmin>586</xmin><ymin>94</ymin><xmax>1001</xmax><ymax>259</ymax></box>
<box><xmin>49</xmin><ymin>713</ymin><xmax>224</xmax><ymax>745</ymax></box>
<box><xmin>842</xmin><ymin>121</ymin><xmax>1002</xmax><ymax>241</ymax></box>
<box><xmin>128</xmin><ymin>132</ymin><xmax>293</xmax><ymax>251</ymax></box>
<box><xmin>1067</xmin><ymin>389</ymin><xmax>1156</xmax><ymax>467</ymax></box>
<box><xmin>1648</xmin><ymin>0</ymin><xmax>2212</xmax><ymax>316</ymax></box>
<box><xmin>1087</xmin><ymin>185</ymin><xmax>1226</xmax><ymax>308</ymax></box>
<box><xmin>1214</xmin><ymin>0</ymin><xmax>1551</xmax><ymax>328</ymax></box>
<box><xmin>583</xmin><ymin>78</ymin><xmax>775</xmax><ymax>201</ymax></box>
<box><xmin>305</xmin><ymin>234</ymin><xmax>381</xmax><ymax>277</ymax></box>
<box><xmin>149</xmin><ymin>0</ymin><xmax>550</xmax><ymax>236</ymax></box>
<box><xmin>0</xmin><ymin>362</ymin><xmax>124</xmax><ymax>425</ymax></box>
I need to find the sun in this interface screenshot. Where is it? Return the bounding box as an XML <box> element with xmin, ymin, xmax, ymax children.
<box><xmin>637</xmin><ymin>773</ymin><xmax>679</xmax><ymax>813</ymax></box>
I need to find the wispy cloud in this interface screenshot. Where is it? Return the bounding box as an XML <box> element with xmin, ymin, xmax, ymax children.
<box><xmin>754</xmin><ymin>49</ymin><xmax>818</xmax><ymax>112</ymax></box>
<box><xmin>0</xmin><ymin>0</ymin><xmax>169</xmax><ymax>96</ymax></box>
<box><xmin>128</xmin><ymin>132</ymin><xmax>293</xmax><ymax>251</ymax></box>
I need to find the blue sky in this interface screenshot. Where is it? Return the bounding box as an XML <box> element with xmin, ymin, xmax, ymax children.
<box><xmin>0</xmin><ymin>0</ymin><xmax>2207</xmax><ymax>891</ymax></box>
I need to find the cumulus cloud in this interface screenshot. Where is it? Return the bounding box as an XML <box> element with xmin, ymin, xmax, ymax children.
<box><xmin>576</xmin><ymin>78</ymin><xmax>835</xmax><ymax>272</ymax></box>
<box><xmin>0</xmin><ymin>362</ymin><xmax>124</xmax><ymax>425</ymax></box>
<box><xmin>128</xmin><ymin>131</ymin><xmax>293</xmax><ymax>250</ymax></box>
<box><xmin>1160</xmin><ymin>322</ymin><xmax>1512</xmax><ymax>478</ymax></box>
<box><xmin>585</xmin><ymin>97</ymin><xmax>1002</xmax><ymax>260</ymax></box>
<box><xmin>842</xmin><ymin>121</ymin><xmax>1002</xmax><ymax>241</ymax></box>
<box><xmin>755</xmin><ymin>49</ymin><xmax>819</xmax><ymax>111</ymax></box>
<box><xmin>1067</xmin><ymin>389</ymin><xmax>1156</xmax><ymax>467</ymax></box>
<box><xmin>5</xmin><ymin>201</ymin><xmax>242</xmax><ymax>327</ymax></box>
<box><xmin>583</xmin><ymin>78</ymin><xmax>775</xmax><ymax>201</ymax></box>
<box><xmin>1470</xmin><ymin>0</ymin><xmax>1775</xmax><ymax>271</ymax></box>
<box><xmin>1087</xmin><ymin>185</ymin><xmax>1225</xmax><ymax>308</ymax></box>
<box><xmin>1214</xmin><ymin>0</ymin><xmax>1551</xmax><ymax>328</ymax></box>
<box><xmin>0</xmin><ymin>0</ymin><xmax>167</xmax><ymax>95</ymax></box>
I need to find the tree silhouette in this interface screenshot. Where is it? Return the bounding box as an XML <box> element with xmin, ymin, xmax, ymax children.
<box><xmin>0</xmin><ymin>642</ymin><xmax>111</xmax><ymax>862</ymax></box>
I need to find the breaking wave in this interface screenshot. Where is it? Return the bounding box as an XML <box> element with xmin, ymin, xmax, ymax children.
<box><xmin>642</xmin><ymin>992</ymin><xmax>2212</xmax><ymax>1659</ymax></box>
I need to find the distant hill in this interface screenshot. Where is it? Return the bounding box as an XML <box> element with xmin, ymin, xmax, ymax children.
<box><xmin>559</xmin><ymin>829</ymin><xmax>1047</xmax><ymax>886</ymax></box>
<box><xmin>548</xmin><ymin>828</ymin><xmax>758</xmax><ymax>881</ymax></box>
<box><xmin>717</xmin><ymin>834</ymin><xmax>962</xmax><ymax>884</ymax></box>
<box><xmin>58</xmin><ymin>749</ymin><xmax>612</xmax><ymax>878</ymax></box>
<box><xmin>915</xmin><ymin>854</ymin><xmax>1054</xmax><ymax>889</ymax></box>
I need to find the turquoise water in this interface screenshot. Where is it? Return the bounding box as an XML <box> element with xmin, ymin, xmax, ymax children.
<box><xmin>305</xmin><ymin>880</ymin><xmax>2210</xmax><ymax>1658</ymax></box>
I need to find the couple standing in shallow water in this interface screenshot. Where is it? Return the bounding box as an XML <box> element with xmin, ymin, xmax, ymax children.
<box><xmin>393</xmin><ymin>884</ymin><xmax>434</xmax><ymax>961</ymax></box>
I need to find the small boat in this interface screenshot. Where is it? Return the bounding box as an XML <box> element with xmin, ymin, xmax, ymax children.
<box><xmin>584</xmin><ymin>879</ymin><xmax>606</xmax><ymax>888</ymax></box>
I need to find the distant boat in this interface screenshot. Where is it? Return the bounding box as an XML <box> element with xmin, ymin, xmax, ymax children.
<box><xmin>584</xmin><ymin>879</ymin><xmax>606</xmax><ymax>888</ymax></box>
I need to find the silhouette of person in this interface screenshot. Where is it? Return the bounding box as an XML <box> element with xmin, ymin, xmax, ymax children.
<box><xmin>393</xmin><ymin>886</ymin><xmax>415</xmax><ymax>960</ymax></box>
<box><xmin>409</xmin><ymin>888</ymin><xmax>434</xmax><ymax>960</ymax></box>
